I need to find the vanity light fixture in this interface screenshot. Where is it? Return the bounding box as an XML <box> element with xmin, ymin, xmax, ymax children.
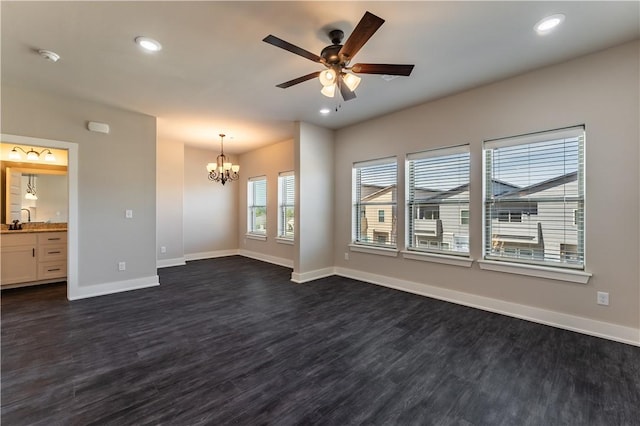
<box><xmin>206</xmin><ymin>134</ymin><xmax>240</xmax><ymax>185</ymax></box>
<box><xmin>9</xmin><ymin>146</ymin><xmax>56</xmax><ymax>162</ymax></box>
<box><xmin>135</xmin><ymin>36</ymin><xmax>162</xmax><ymax>52</ymax></box>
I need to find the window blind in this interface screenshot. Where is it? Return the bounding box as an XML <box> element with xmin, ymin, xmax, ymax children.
<box><xmin>353</xmin><ymin>158</ymin><xmax>397</xmax><ymax>247</ymax></box>
<box><xmin>483</xmin><ymin>126</ymin><xmax>585</xmax><ymax>268</ymax></box>
<box><xmin>248</xmin><ymin>177</ymin><xmax>267</xmax><ymax>234</ymax></box>
<box><xmin>278</xmin><ymin>172</ymin><xmax>295</xmax><ymax>239</ymax></box>
<box><xmin>407</xmin><ymin>145</ymin><xmax>470</xmax><ymax>255</ymax></box>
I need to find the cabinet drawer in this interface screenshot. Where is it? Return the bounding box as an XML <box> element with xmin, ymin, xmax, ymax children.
<box><xmin>38</xmin><ymin>244</ymin><xmax>67</xmax><ymax>262</ymax></box>
<box><xmin>37</xmin><ymin>261</ymin><xmax>67</xmax><ymax>280</ymax></box>
<box><xmin>1</xmin><ymin>233</ymin><xmax>37</xmax><ymax>247</ymax></box>
<box><xmin>38</xmin><ymin>232</ymin><xmax>67</xmax><ymax>245</ymax></box>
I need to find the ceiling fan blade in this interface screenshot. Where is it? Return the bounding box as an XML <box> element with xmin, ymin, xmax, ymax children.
<box><xmin>276</xmin><ymin>71</ymin><xmax>321</xmax><ymax>88</ymax></box>
<box><xmin>263</xmin><ymin>35</ymin><xmax>322</xmax><ymax>63</ymax></box>
<box><xmin>339</xmin><ymin>78</ymin><xmax>356</xmax><ymax>101</ymax></box>
<box><xmin>351</xmin><ymin>63</ymin><xmax>415</xmax><ymax>76</ymax></box>
<box><xmin>339</xmin><ymin>11</ymin><xmax>385</xmax><ymax>61</ymax></box>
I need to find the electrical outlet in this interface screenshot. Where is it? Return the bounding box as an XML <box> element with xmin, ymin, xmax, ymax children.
<box><xmin>118</xmin><ymin>261</ymin><xmax>126</xmax><ymax>271</ymax></box>
<box><xmin>344</xmin><ymin>252</ymin><xmax>349</xmax><ymax>260</ymax></box>
<box><xmin>125</xmin><ymin>209</ymin><xmax>133</xmax><ymax>219</ymax></box>
<box><xmin>597</xmin><ymin>291</ymin><xmax>609</xmax><ymax>306</ymax></box>
<box><xmin>160</xmin><ymin>246</ymin><xmax>167</xmax><ymax>254</ymax></box>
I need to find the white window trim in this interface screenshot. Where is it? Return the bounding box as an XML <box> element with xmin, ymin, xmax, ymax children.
<box><xmin>245</xmin><ymin>233</ymin><xmax>267</xmax><ymax>241</ymax></box>
<box><xmin>349</xmin><ymin>243</ymin><xmax>398</xmax><ymax>257</ymax></box>
<box><xmin>401</xmin><ymin>250</ymin><xmax>474</xmax><ymax>267</ymax></box>
<box><xmin>275</xmin><ymin>236</ymin><xmax>294</xmax><ymax>245</ymax></box>
<box><xmin>478</xmin><ymin>259</ymin><xmax>591</xmax><ymax>284</ymax></box>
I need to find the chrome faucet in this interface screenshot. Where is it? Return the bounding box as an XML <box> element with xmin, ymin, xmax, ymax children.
<box><xmin>21</xmin><ymin>208</ymin><xmax>31</xmax><ymax>222</ymax></box>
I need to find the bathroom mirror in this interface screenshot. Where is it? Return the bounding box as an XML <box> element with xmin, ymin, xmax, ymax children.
<box><xmin>3</xmin><ymin>166</ymin><xmax>68</xmax><ymax>224</ymax></box>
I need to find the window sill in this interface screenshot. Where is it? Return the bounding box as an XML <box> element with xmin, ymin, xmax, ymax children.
<box><xmin>401</xmin><ymin>250</ymin><xmax>473</xmax><ymax>267</ymax></box>
<box><xmin>477</xmin><ymin>259</ymin><xmax>592</xmax><ymax>284</ymax></box>
<box><xmin>245</xmin><ymin>233</ymin><xmax>267</xmax><ymax>241</ymax></box>
<box><xmin>349</xmin><ymin>243</ymin><xmax>398</xmax><ymax>257</ymax></box>
<box><xmin>275</xmin><ymin>237</ymin><xmax>294</xmax><ymax>245</ymax></box>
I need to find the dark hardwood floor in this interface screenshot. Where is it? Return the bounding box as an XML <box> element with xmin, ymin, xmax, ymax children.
<box><xmin>2</xmin><ymin>256</ymin><xmax>639</xmax><ymax>425</ymax></box>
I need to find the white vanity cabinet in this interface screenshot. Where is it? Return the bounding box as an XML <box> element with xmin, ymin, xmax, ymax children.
<box><xmin>1</xmin><ymin>231</ymin><xmax>67</xmax><ymax>287</ymax></box>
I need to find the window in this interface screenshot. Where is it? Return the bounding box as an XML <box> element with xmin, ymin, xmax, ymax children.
<box><xmin>483</xmin><ymin>126</ymin><xmax>585</xmax><ymax>269</ymax></box>
<box><xmin>460</xmin><ymin>210</ymin><xmax>469</xmax><ymax>225</ymax></box>
<box><xmin>407</xmin><ymin>145</ymin><xmax>470</xmax><ymax>255</ymax></box>
<box><xmin>277</xmin><ymin>172</ymin><xmax>295</xmax><ymax>239</ymax></box>
<box><xmin>247</xmin><ymin>177</ymin><xmax>267</xmax><ymax>235</ymax></box>
<box><xmin>353</xmin><ymin>158</ymin><xmax>397</xmax><ymax>248</ymax></box>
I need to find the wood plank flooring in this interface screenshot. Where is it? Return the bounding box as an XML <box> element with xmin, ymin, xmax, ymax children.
<box><xmin>2</xmin><ymin>256</ymin><xmax>639</xmax><ymax>425</ymax></box>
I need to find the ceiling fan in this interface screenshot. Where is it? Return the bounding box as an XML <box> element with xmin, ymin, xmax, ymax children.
<box><xmin>263</xmin><ymin>11</ymin><xmax>415</xmax><ymax>101</ymax></box>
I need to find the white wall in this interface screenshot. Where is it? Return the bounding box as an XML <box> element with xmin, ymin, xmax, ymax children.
<box><xmin>183</xmin><ymin>145</ymin><xmax>238</xmax><ymax>258</ymax></box>
<box><xmin>238</xmin><ymin>138</ymin><xmax>294</xmax><ymax>266</ymax></box>
<box><xmin>156</xmin><ymin>138</ymin><xmax>185</xmax><ymax>267</ymax></box>
<box><xmin>293</xmin><ymin>122</ymin><xmax>334</xmax><ymax>281</ymax></box>
<box><xmin>1</xmin><ymin>85</ymin><xmax>158</xmax><ymax>296</ymax></box>
<box><xmin>334</xmin><ymin>41</ymin><xmax>639</xmax><ymax>335</ymax></box>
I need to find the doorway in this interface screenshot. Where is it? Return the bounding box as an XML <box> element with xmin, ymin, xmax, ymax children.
<box><xmin>1</xmin><ymin>134</ymin><xmax>78</xmax><ymax>300</ymax></box>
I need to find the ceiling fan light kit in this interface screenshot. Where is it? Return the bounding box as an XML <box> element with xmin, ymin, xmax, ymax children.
<box><xmin>263</xmin><ymin>11</ymin><xmax>414</xmax><ymax>102</ymax></box>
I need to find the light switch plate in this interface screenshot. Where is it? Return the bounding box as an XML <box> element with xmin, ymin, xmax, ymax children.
<box><xmin>125</xmin><ymin>209</ymin><xmax>133</xmax><ymax>219</ymax></box>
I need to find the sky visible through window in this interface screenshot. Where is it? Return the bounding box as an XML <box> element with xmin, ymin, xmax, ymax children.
<box><xmin>491</xmin><ymin>138</ymin><xmax>579</xmax><ymax>188</ymax></box>
<box><xmin>359</xmin><ymin>137</ymin><xmax>579</xmax><ymax>191</ymax></box>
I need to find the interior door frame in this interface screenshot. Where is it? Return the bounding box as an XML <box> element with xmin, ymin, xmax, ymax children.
<box><xmin>1</xmin><ymin>133</ymin><xmax>78</xmax><ymax>300</ymax></box>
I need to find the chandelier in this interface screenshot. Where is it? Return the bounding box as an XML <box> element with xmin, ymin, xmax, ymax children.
<box><xmin>206</xmin><ymin>134</ymin><xmax>240</xmax><ymax>185</ymax></box>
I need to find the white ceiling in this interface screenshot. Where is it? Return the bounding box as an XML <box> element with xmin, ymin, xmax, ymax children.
<box><xmin>2</xmin><ymin>1</ymin><xmax>638</xmax><ymax>154</ymax></box>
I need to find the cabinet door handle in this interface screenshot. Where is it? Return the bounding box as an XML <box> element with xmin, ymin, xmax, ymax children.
<box><xmin>49</xmin><ymin>251</ymin><xmax>61</xmax><ymax>254</ymax></box>
<box><xmin>47</xmin><ymin>268</ymin><xmax>61</xmax><ymax>272</ymax></box>
<box><xmin>32</xmin><ymin>248</ymin><xmax>35</xmax><ymax>257</ymax></box>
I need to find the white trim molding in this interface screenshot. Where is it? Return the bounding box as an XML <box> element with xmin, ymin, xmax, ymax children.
<box><xmin>68</xmin><ymin>275</ymin><xmax>159</xmax><ymax>300</ymax></box>
<box><xmin>245</xmin><ymin>233</ymin><xmax>267</xmax><ymax>241</ymax></box>
<box><xmin>478</xmin><ymin>259</ymin><xmax>592</xmax><ymax>284</ymax></box>
<box><xmin>349</xmin><ymin>244</ymin><xmax>399</xmax><ymax>257</ymax></box>
<box><xmin>185</xmin><ymin>250</ymin><xmax>239</xmax><ymax>261</ymax></box>
<box><xmin>238</xmin><ymin>249</ymin><xmax>293</xmax><ymax>268</ymax></box>
<box><xmin>157</xmin><ymin>257</ymin><xmax>187</xmax><ymax>268</ymax></box>
<box><xmin>334</xmin><ymin>267</ymin><xmax>639</xmax><ymax>346</ymax></box>
<box><xmin>291</xmin><ymin>267</ymin><xmax>335</xmax><ymax>284</ymax></box>
<box><xmin>275</xmin><ymin>237</ymin><xmax>294</xmax><ymax>245</ymax></box>
<box><xmin>402</xmin><ymin>250</ymin><xmax>474</xmax><ymax>267</ymax></box>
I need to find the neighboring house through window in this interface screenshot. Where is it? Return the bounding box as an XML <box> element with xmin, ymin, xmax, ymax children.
<box><xmin>247</xmin><ymin>176</ymin><xmax>267</xmax><ymax>235</ymax></box>
<box><xmin>353</xmin><ymin>158</ymin><xmax>397</xmax><ymax>248</ymax></box>
<box><xmin>483</xmin><ymin>126</ymin><xmax>585</xmax><ymax>268</ymax></box>
<box><xmin>407</xmin><ymin>145</ymin><xmax>470</xmax><ymax>255</ymax></box>
<box><xmin>277</xmin><ymin>171</ymin><xmax>295</xmax><ymax>239</ymax></box>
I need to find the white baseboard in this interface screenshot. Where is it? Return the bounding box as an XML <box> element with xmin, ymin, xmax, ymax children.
<box><xmin>68</xmin><ymin>275</ymin><xmax>159</xmax><ymax>300</ymax></box>
<box><xmin>185</xmin><ymin>250</ymin><xmax>239</xmax><ymax>261</ymax></box>
<box><xmin>238</xmin><ymin>249</ymin><xmax>293</xmax><ymax>268</ymax></box>
<box><xmin>334</xmin><ymin>267</ymin><xmax>640</xmax><ymax>347</ymax></box>
<box><xmin>157</xmin><ymin>257</ymin><xmax>186</xmax><ymax>268</ymax></box>
<box><xmin>291</xmin><ymin>267</ymin><xmax>335</xmax><ymax>284</ymax></box>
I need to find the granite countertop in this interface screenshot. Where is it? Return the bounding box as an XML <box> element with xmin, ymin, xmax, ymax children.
<box><xmin>1</xmin><ymin>223</ymin><xmax>67</xmax><ymax>234</ymax></box>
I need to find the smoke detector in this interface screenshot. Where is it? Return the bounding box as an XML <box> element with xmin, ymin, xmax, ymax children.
<box><xmin>38</xmin><ymin>49</ymin><xmax>60</xmax><ymax>62</ymax></box>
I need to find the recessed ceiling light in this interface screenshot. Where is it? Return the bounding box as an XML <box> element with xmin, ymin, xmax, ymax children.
<box><xmin>319</xmin><ymin>108</ymin><xmax>331</xmax><ymax>115</ymax></box>
<box><xmin>135</xmin><ymin>36</ymin><xmax>162</xmax><ymax>52</ymax></box>
<box><xmin>535</xmin><ymin>14</ymin><xmax>565</xmax><ymax>35</ymax></box>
